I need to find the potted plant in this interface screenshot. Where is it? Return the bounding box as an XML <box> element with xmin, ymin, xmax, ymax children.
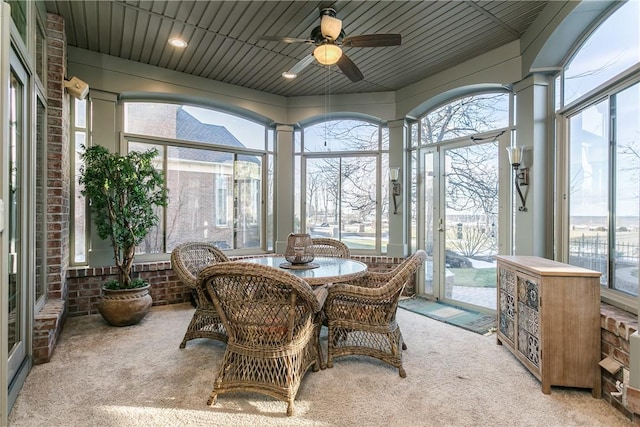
<box><xmin>79</xmin><ymin>145</ymin><xmax>168</xmax><ymax>326</ymax></box>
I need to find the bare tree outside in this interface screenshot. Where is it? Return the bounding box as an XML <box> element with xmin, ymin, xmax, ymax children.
<box><xmin>421</xmin><ymin>94</ymin><xmax>508</xmax><ymax>143</ymax></box>
<box><xmin>303</xmin><ymin>120</ymin><xmax>387</xmax><ymax>249</ymax></box>
<box><xmin>618</xmin><ymin>132</ymin><xmax>640</xmax><ymax>184</ymax></box>
<box><xmin>306</xmin><ymin>169</ymin><xmax>322</xmax><ymax>223</ymax></box>
<box><xmin>445</xmin><ymin>143</ymin><xmax>500</xmax><ymax>234</ymax></box>
<box><xmin>420</xmin><ymin>93</ymin><xmax>507</xmax><ymax>259</ymax></box>
<box><xmin>412</xmin><ymin>92</ymin><xmax>509</xmax><ymax>309</ymax></box>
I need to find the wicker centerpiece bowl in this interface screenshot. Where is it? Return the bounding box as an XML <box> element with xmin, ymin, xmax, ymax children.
<box><xmin>284</xmin><ymin>233</ymin><xmax>315</xmax><ymax>265</ymax></box>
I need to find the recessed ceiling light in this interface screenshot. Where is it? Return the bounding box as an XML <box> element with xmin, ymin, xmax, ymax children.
<box><xmin>282</xmin><ymin>71</ymin><xmax>297</xmax><ymax>79</ymax></box>
<box><xmin>168</xmin><ymin>37</ymin><xmax>188</xmax><ymax>48</ymax></box>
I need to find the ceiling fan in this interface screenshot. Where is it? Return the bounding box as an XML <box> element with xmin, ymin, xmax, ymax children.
<box><xmin>260</xmin><ymin>7</ymin><xmax>401</xmax><ymax>82</ymax></box>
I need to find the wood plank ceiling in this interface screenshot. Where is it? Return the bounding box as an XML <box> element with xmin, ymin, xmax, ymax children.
<box><xmin>44</xmin><ymin>1</ymin><xmax>548</xmax><ymax>97</ymax></box>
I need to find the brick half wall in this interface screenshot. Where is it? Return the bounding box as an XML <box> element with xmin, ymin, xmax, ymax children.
<box><xmin>66</xmin><ymin>262</ymin><xmax>190</xmax><ymax>316</ymax></box>
<box><xmin>65</xmin><ymin>255</ymin><xmax>410</xmax><ymax>317</ymax></box>
<box><xmin>33</xmin><ymin>12</ymin><xmax>71</xmax><ymax>365</ymax></box>
<box><xmin>599</xmin><ymin>303</ymin><xmax>639</xmax><ymax>420</ymax></box>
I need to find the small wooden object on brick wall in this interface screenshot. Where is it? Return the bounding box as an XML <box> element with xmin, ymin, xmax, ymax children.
<box><xmin>496</xmin><ymin>255</ymin><xmax>601</xmax><ymax>397</ymax></box>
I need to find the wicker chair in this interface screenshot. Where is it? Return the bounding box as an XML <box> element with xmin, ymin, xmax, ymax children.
<box><xmin>171</xmin><ymin>242</ymin><xmax>230</xmax><ymax>348</ymax></box>
<box><xmin>324</xmin><ymin>249</ymin><xmax>427</xmax><ymax>377</ymax></box>
<box><xmin>310</xmin><ymin>237</ymin><xmax>351</xmax><ymax>258</ymax></box>
<box><xmin>202</xmin><ymin>262</ymin><xmax>325</xmax><ymax>416</ymax></box>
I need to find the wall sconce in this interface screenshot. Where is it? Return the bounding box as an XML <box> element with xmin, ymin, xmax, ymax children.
<box><xmin>506</xmin><ymin>146</ymin><xmax>529</xmax><ymax>212</ymax></box>
<box><xmin>390</xmin><ymin>167</ymin><xmax>401</xmax><ymax>215</ymax></box>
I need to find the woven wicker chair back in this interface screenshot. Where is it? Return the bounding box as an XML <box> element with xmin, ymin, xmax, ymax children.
<box><xmin>201</xmin><ymin>262</ymin><xmax>321</xmax><ymax>345</ymax></box>
<box><xmin>324</xmin><ymin>249</ymin><xmax>427</xmax><ymax>377</ymax></box>
<box><xmin>171</xmin><ymin>242</ymin><xmax>229</xmax><ymax>288</ymax></box>
<box><xmin>201</xmin><ymin>261</ymin><xmax>324</xmax><ymax>416</ymax></box>
<box><xmin>380</xmin><ymin>249</ymin><xmax>428</xmax><ymax>296</ymax></box>
<box><xmin>310</xmin><ymin>238</ymin><xmax>351</xmax><ymax>258</ymax></box>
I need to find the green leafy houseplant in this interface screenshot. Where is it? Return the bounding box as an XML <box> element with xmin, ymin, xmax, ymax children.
<box><xmin>79</xmin><ymin>145</ymin><xmax>168</xmax><ymax>289</ymax></box>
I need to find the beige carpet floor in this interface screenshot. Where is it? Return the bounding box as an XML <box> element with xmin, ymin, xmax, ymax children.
<box><xmin>8</xmin><ymin>303</ymin><xmax>633</xmax><ymax>427</ymax></box>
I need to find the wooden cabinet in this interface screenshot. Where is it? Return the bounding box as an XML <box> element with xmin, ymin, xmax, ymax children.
<box><xmin>496</xmin><ymin>256</ymin><xmax>601</xmax><ymax>397</ymax></box>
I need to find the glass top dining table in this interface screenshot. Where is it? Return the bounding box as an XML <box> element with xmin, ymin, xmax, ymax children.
<box><xmin>241</xmin><ymin>256</ymin><xmax>367</xmax><ymax>286</ymax></box>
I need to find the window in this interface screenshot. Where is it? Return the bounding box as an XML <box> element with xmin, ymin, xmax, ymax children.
<box><xmin>565</xmin><ymin>83</ymin><xmax>639</xmax><ymax>299</ymax></box>
<box><xmin>71</xmin><ymin>98</ymin><xmax>88</xmax><ymax>264</ymax></box>
<box><xmin>123</xmin><ymin>102</ymin><xmax>270</xmax><ymax>253</ymax></box>
<box><xmin>35</xmin><ymin>96</ymin><xmax>46</xmax><ymax>303</ymax></box>
<box><xmin>35</xmin><ymin>15</ymin><xmax>46</xmax><ymax>86</ymax></box>
<box><xmin>215</xmin><ymin>175</ymin><xmax>228</xmax><ymax>226</ymax></box>
<box><xmin>563</xmin><ymin>1</ymin><xmax>639</xmax><ymax>106</ymax></box>
<box><xmin>560</xmin><ymin>2</ymin><xmax>640</xmax><ymax>309</ymax></box>
<box><xmin>419</xmin><ymin>93</ymin><xmax>510</xmax><ymax>144</ymax></box>
<box><xmin>7</xmin><ymin>0</ymin><xmax>27</xmax><ymax>43</ymax></box>
<box><xmin>296</xmin><ymin>119</ymin><xmax>388</xmax><ymax>252</ymax></box>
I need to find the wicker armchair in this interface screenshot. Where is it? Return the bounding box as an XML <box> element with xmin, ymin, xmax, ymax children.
<box><xmin>171</xmin><ymin>242</ymin><xmax>230</xmax><ymax>348</ymax></box>
<box><xmin>202</xmin><ymin>262</ymin><xmax>325</xmax><ymax>416</ymax></box>
<box><xmin>324</xmin><ymin>250</ymin><xmax>427</xmax><ymax>377</ymax></box>
<box><xmin>310</xmin><ymin>237</ymin><xmax>351</xmax><ymax>258</ymax></box>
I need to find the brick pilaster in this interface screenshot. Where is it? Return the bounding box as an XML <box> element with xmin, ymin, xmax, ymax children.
<box><xmin>33</xmin><ymin>13</ymin><xmax>70</xmax><ymax>365</ymax></box>
<box><xmin>45</xmin><ymin>13</ymin><xmax>70</xmax><ymax>300</ymax></box>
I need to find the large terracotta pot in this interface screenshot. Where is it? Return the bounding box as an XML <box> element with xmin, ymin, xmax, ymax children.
<box><xmin>98</xmin><ymin>285</ymin><xmax>153</xmax><ymax>326</ymax></box>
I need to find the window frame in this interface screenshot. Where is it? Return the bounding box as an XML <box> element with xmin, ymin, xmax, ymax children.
<box><xmin>70</xmin><ymin>97</ymin><xmax>89</xmax><ymax>266</ymax></box>
<box><xmin>120</xmin><ymin>101</ymin><xmax>272</xmax><ymax>257</ymax></box>
<box><xmin>555</xmin><ymin>1</ymin><xmax>640</xmax><ymax>313</ymax></box>
<box><xmin>557</xmin><ymin>72</ymin><xmax>640</xmax><ymax>314</ymax></box>
<box><xmin>296</xmin><ymin>117</ymin><xmax>389</xmax><ymax>254</ymax></box>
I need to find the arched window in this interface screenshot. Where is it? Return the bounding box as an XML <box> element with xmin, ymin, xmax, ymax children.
<box><xmin>420</xmin><ymin>93</ymin><xmax>510</xmax><ymax>144</ymax></box>
<box><xmin>295</xmin><ymin>118</ymin><xmax>389</xmax><ymax>253</ymax></box>
<box><xmin>72</xmin><ymin>101</ymin><xmax>273</xmax><ymax>261</ymax></box>
<box><xmin>559</xmin><ymin>1</ymin><xmax>639</xmax><ymax>308</ymax></box>
<box><xmin>563</xmin><ymin>0</ymin><xmax>639</xmax><ymax>106</ymax></box>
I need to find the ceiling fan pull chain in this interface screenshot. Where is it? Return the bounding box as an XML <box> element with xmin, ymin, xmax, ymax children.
<box><xmin>324</xmin><ymin>66</ymin><xmax>332</xmax><ymax>146</ymax></box>
<box><xmin>324</xmin><ymin>67</ymin><xmax>327</xmax><ymax>146</ymax></box>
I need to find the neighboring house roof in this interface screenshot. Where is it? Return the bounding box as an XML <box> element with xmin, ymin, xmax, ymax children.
<box><xmin>174</xmin><ymin>108</ymin><xmax>259</xmax><ymax>166</ymax></box>
<box><xmin>177</xmin><ymin>109</ymin><xmax>245</xmax><ymax>148</ymax></box>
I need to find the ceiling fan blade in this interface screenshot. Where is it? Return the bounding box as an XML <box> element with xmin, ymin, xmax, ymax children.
<box><xmin>321</xmin><ymin>15</ymin><xmax>342</xmax><ymax>40</ymax></box>
<box><xmin>259</xmin><ymin>36</ymin><xmax>313</xmax><ymax>44</ymax></box>
<box><xmin>283</xmin><ymin>54</ymin><xmax>316</xmax><ymax>77</ymax></box>
<box><xmin>342</xmin><ymin>34</ymin><xmax>402</xmax><ymax>47</ymax></box>
<box><xmin>337</xmin><ymin>53</ymin><xmax>364</xmax><ymax>82</ymax></box>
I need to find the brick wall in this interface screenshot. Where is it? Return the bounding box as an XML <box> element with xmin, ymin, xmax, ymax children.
<box><xmin>66</xmin><ymin>262</ymin><xmax>191</xmax><ymax>316</ymax></box>
<box><xmin>33</xmin><ymin>13</ymin><xmax>70</xmax><ymax>364</ymax></box>
<box><xmin>64</xmin><ymin>255</ymin><xmax>409</xmax><ymax>317</ymax></box>
<box><xmin>600</xmin><ymin>303</ymin><xmax>639</xmax><ymax>420</ymax></box>
<box><xmin>45</xmin><ymin>13</ymin><xmax>70</xmax><ymax>302</ymax></box>
<box><xmin>33</xmin><ymin>300</ymin><xmax>66</xmax><ymax>363</ymax></box>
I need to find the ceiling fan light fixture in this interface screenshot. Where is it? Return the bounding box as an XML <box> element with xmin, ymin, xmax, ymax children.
<box><xmin>282</xmin><ymin>71</ymin><xmax>297</xmax><ymax>79</ymax></box>
<box><xmin>314</xmin><ymin>44</ymin><xmax>342</xmax><ymax>66</ymax></box>
<box><xmin>321</xmin><ymin>15</ymin><xmax>342</xmax><ymax>40</ymax></box>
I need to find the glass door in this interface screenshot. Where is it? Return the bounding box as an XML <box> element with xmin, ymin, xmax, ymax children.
<box><xmin>422</xmin><ymin>151</ymin><xmax>435</xmax><ymax>295</ymax></box>
<box><xmin>439</xmin><ymin>139</ymin><xmax>500</xmax><ymax>311</ymax></box>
